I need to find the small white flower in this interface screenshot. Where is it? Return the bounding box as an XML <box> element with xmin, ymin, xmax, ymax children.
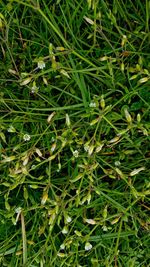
<box><xmin>62</xmin><ymin>226</ymin><xmax>68</xmax><ymax>234</ymax></box>
<box><xmin>65</xmin><ymin>215</ymin><xmax>72</xmax><ymax>223</ymax></box>
<box><xmin>115</xmin><ymin>161</ymin><xmax>121</xmax><ymax>166</ymax></box>
<box><xmin>31</xmin><ymin>85</ymin><xmax>39</xmax><ymax>94</ymax></box>
<box><xmin>85</xmin><ymin>242</ymin><xmax>92</xmax><ymax>251</ymax></box>
<box><xmin>84</xmin><ymin>145</ymin><xmax>89</xmax><ymax>152</ymax></box>
<box><xmin>89</xmin><ymin>101</ymin><xmax>96</xmax><ymax>108</ymax></box>
<box><xmin>102</xmin><ymin>225</ymin><xmax>108</xmax><ymax>231</ymax></box>
<box><xmin>23</xmin><ymin>134</ymin><xmax>31</xmax><ymax>141</ymax></box>
<box><xmin>38</xmin><ymin>60</ymin><xmax>45</xmax><ymax>69</ymax></box>
<box><xmin>60</xmin><ymin>243</ymin><xmax>65</xmax><ymax>250</ymax></box>
<box><xmin>73</xmin><ymin>150</ymin><xmax>79</xmax><ymax>158</ymax></box>
<box><xmin>15</xmin><ymin>207</ymin><xmax>22</xmax><ymax>214</ymax></box>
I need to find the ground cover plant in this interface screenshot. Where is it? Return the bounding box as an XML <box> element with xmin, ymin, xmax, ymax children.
<box><xmin>0</xmin><ymin>0</ymin><xmax>150</xmax><ymax>266</ymax></box>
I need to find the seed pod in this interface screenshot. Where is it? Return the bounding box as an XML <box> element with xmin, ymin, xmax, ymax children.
<box><xmin>84</xmin><ymin>218</ymin><xmax>96</xmax><ymax>225</ymax></box>
<box><xmin>99</xmin><ymin>56</ymin><xmax>108</xmax><ymax>61</ymax></box>
<box><xmin>5</xmin><ymin>199</ymin><xmax>10</xmax><ymax>211</ymax></box>
<box><xmin>84</xmin><ymin>16</ymin><xmax>94</xmax><ymax>25</ymax></box>
<box><xmin>129</xmin><ymin>74</ymin><xmax>138</xmax><ymax>80</ymax></box>
<box><xmin>111</xmin><ymin>216</ymin><xmax>120</xmax><ymax>225</ymax></box>
<box><xmin>47</xmin><ymin>112</ymin><xmax>56</xmax><ymax>123</ymax></box>
<box><xmin>60</xmin><ymin>69</ymin><xmax>70</xmax><ymax>79</ymax></box>
<box><xmin>115</xmin><ymin>167</ymin><xmax>124</xmax><ymax>178</ymax></box>
<box><xmin>95</xmin><ymin>143</ymin><xmax>104</xmax><ymax>153</ymax></box>
<box><xmin>49</xmin><ymin>43</ymin><xmax>53</xmax><ymax>55</ymax></box>
<box><xmin>138</xmin><ymin>77</ymin><xmax>149</xmax><ymax>84</ymax></box>
<box><xmin>90</xmin><ymin>117</ymin><xmax>99</xmax><ymax>126</ymax></box>
<box><xmin>108</xmin><ymin>136</ymin><xmax>120</xmax><ymax>144</ymax></box>
<box><xmin>87</xmin><ymin>192</ymin><xmax>91</xmax><ymax>204</ymax></box>
<box><xmin>137</xmin><ymin>113</ymin><xmax>141</xmax><ymax>123</ymax></box>
<box><xmin>2</xmin><ymin>156</ymin><xmax>16</xmax><ymax>163</ymax></box>
<box><xmin>121</xmin><ymin>35</ymin><xmax>127</xmax><ymax>47</ymax></box>
<box><xmin>56</xmin><ymin>47</ymin><xmax>65</xmax><ymax>51</ymax></box>
<box><xmin>100</xmin><ymin>95</ymin><xmax>105</xmax><ymax>109</ymax></box>
<box><xmin>43</xmin><ymin>77</ymin><xmax>48</xmax><ymax>85</ymax></box>
<box><xmin>57</xmin><ymin>252</ymin><xmax>66</xmax><ymax>258</ymax></box>
<box><xmin>88</xmin><ymin>145</ymin><xmax>94</xmax><ymax>156</ymax></box>
<box><xmin>124</xmin><ymin>108</ymin><xmax>132</xmax><ymax>123</ymax></box>
<box><xmin>23</xmin><ymin>187</ymin><xmax>28</xmax><ymax>200</ymax></box>
<box><xmin>20</xmin><ymin>77</ymin><xmax>32</xmax><ymax>86</ymax></box>
<box><xmin>23</xmin><ymin>156</ymin><xmax>29</xmax><ymax>166</ymax></box>
<box><xmin>103</xmin><ymin>205</ymin><xmax>108</xmax><ymax>219</ymax></box>
<box><xmin>41</xmin><ymin>190</ymin><xmax>48</xmax><ymax>205</ymax></box>
<box><xmin>120</xmin><ymin>62</ymin><xmax>125</xmax><ymax>72</ymax></box>
<box><xmin>71</xmin><ymin>173</ymin><xmax>83</xmax><ymax>183</ymax></box>
<box><xmin>130</xmin><ymin>167</ymin><xmax>145</xmax><ymax>176</ymax></box>
<box><xmin>74</xmin><ymin>230</ymin><xmax>82</xmax><ymax>237</ymax></box>
<box><xmin>51</xmin><ymin>143</ymin><xmax>56</xmax><ymax>153</ymax></box>
<box><xmin>65</xmin><ymin>113</ymin><xmax>71</xmax><ymax>127</ymax></box>
<box><xmin>35</xmin><ymin>148</ymin><xmax>42</xmax><ymax>157</ymax></box>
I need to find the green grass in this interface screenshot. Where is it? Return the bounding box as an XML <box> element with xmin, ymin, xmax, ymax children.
<box><xmin>0</xmin><ymin>0</ymin><xmax>150</xmax><ymax>266</ymax></box>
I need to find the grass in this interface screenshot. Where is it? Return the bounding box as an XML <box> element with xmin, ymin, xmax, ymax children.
<box><xmin>0</xmin><ymin>0</ymin><xmax>150</xmax><ymax>266</ymax></box>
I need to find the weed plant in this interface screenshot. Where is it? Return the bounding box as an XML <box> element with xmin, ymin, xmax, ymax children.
<box><xmin>0</xmin><ymin>1</ymin><xmax>150</xmax><ymax>266</ymax></box>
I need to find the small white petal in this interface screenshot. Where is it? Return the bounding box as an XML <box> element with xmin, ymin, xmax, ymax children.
<box><xmin>73</xmin><ymin>150</ymin><xmax>79</xmax><ymax>158</ymax></box>
<box><xmin>102</xmin><ymin>225</ymin><xmax>108</xmax><ymax>231</ymax></box>
<box><xmin>62</xmin><ymin>226</ymin><xmax>68</xmax><ymax>234</ymax></box>
<box><xmin>66</xmin><ymin>216</ymin><xmax>72</xmax><ymax>223</ymax></box>
<box><xmin>23</xmin><ymin>134</ymin><xmax>31</xmax><ymax>141</ymax></box>
<box><xmin>38</xmin><ymin>61</ymin><xmax>45</xmax><ymax>69</ymax></box>
<box><xmin>115</xmin><ymin>161</ymin><xmax>121</xmax><ymax>166</ymax></box>
<box><xmin>60</xmin><ymin>243</ymin><xmax>65</xmax><ymax>250</ymax></box>
<box><xmin>15</xmin><ymin>207</ymin><xmax>22</xmax><ymax>214</ymax></box>
<box><xmin>85</xmin><ymin>242</ymin><xmax>92</xmax><ymax>251</ymax></box>
<box><xmin>89</xmin><ymin>101</ymin><xmax>96</xmax><ymax>108</ymax></box>
<box><xmin>31</xmin><ymin>85</ymin><xmax>38</xmax><ymax>93</ymax></box>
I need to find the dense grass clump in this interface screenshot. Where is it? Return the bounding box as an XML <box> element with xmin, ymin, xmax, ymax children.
<box><xmin>0</xmin><ymin>1</ymin><xmax>150</xmax><ymax>266</ymax></box>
